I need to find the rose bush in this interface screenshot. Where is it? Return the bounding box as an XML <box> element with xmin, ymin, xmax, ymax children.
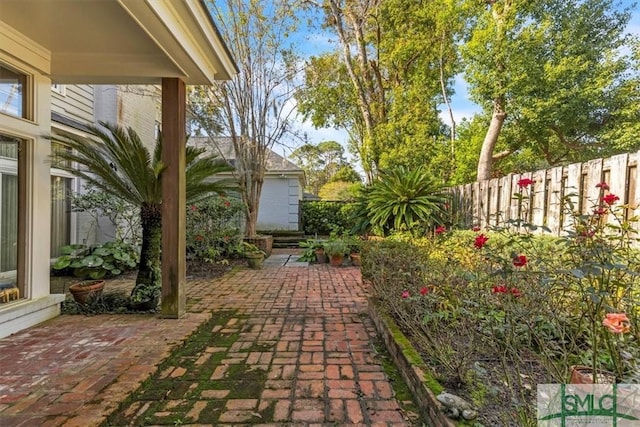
<box><xmin>362</xmin><ymin>182</ymin><xmax>640</xmax><ymax>424</ymax></box>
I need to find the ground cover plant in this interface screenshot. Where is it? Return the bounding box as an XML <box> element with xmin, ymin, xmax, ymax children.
<box><xmin>361</xmin><ymin>181</ymin><xmax>640</xmax><ymax>425</ymax></box>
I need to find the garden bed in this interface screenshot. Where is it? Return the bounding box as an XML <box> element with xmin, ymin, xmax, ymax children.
<box><xmin>360</xmin><ymin>215</ymin><xmax>640</xmax><ymax>425</ymax></box>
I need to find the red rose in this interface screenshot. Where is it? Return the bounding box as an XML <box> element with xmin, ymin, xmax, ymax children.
<box><xmin>512</xmin><ymin>254</ymin><xmax>527</xmax><ymax>267</ymax></box>
<box><xmin>474</xmin><ymin>233</ymin><xmax>489</xmax><ymax>249</ymax></box>
<box><xmin>579</xmin><ymin>230</ymin><xmax>595</xmax><ymax>238</ymax></box>
<box><xmin>224</xmin><ymin>200</ymin><xmax>231</xmax><ymax>207</ymax></box>
<box><xmin>517</xmin><ymin>178</ymin><xmax>534</xmax><ymax>189</ymax></box>
<box><xmin>401</xmin><ymin>290</ymin><xmax>410</xmax><ymax>299</ymax></box>
<box><xmin>596</xmin><ymin>182</ymin><xmax>610</xmax><ymax>190</ymax></box>
<box><xmin>492</xmin><ymin>285</ymin><xmax>507</xmax><ymax>294</ymax></box>
<box><xmin>435</xmin><ymin>226</ymin><xmax>446</xmax><ymax>235</ymax></box>
<box><xmin>420</xmin><ymin>287</ymin><xmax>429</xmax><ymax>296</ymax></box>
<box><xmin>190</xmin><ymin>205</ymin><xmax>197</xmax><ymax>211</ymax></box>
<box><xmin>593</xmin><ymin>207</ymin><xmax>607</xmax><ymax>216</ymax></box>
<box><xmin>510</xmin><ymin>287</ymin><xmax>522</xmax><ymax>297</ymax></box>
<box><xmin>602</xmin><ymin>194</ymin><xmax>619</xmax><ymax>205</ymax></box>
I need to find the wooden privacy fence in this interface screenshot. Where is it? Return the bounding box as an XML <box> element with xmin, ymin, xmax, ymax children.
<box><xmin>449</xmin><ymin>151</ymin><xmax>640</xmax><ymax>235</ymax></box>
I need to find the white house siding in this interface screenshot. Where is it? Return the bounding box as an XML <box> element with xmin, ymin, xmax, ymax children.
<box><xmin>51</xmin><ymin>84</ymin><xmax>94</xmax><ymax>125</ymax></box>
<box><xmin>257</xmin><ymin>176</ymin><xmax>302</xmax><ymax>231</ymax></box>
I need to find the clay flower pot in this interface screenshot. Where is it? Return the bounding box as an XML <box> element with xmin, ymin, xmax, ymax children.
<box><xmin>350</xmin><ymin>253</ymin><xmax>361</xmax><ymax>266</ymax></box>
<box><xmin>68</xmin><ymin>280</ymin><xmax>105</xmax><ymax>305</ymax></box>
<box><xmin>570</xmin><ymin>365</ymin><xmax>616</xmax><ymax>384</ymax></box>
<box><xmin>314</xmin><ymin>248</ymin><xmax>327</xmax><ymax>263</ymax></box>
<box><xmin>329</xmin><ymin>254</ymin><xmax>344</xmax><ymax>267</ymax></box>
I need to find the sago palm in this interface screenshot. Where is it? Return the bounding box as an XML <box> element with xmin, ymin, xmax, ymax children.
<box><xmin>50</xmin><ymin>122</ymin><xmax>236</xmax><ymax>307</ymax></box>
<box><xmin>367</xmin><ymin>166</ymin><xmax>448</xmax><ymax>235</ymax></box>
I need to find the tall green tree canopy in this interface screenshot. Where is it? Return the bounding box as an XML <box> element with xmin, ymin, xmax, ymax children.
<box><xmin>298</xmin><ymin>0</ymin><xmax>459</xmax><ymax>182</ymax></box>
<box><xmin>461</xmin><ymin>0</ymin><xmax>638</xmax><ymax>180</ymax></box>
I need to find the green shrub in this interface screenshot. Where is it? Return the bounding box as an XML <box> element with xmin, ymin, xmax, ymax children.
<box><xmin>186</xmin><ymin>196</ymin><xmax>244</xmax><ymax>263</ymax></box>
<box><xmin>300</xmin><ymin>200</ymin><xmax>353</xmax><ymax>235</ymax></box>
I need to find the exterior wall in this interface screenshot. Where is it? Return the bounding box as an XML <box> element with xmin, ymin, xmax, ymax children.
<box><xmin>116</xmin><ymin>85</ymin><xmax>161</xmax><ymax>150</ymax></box>
<box><xmin>257</xmin><ymin>175</ymin><xmax>302</xmax><ymax>231</ymax></box>
<box><xmin>0</xmin><ymin>21</ymin><xmax>65</xmax><ymax>338</ymax></box>
<box><xmin>52</xmin><ymin>84</ymin><xmax>94</xmax><ymax>125</ymax></box>
<box><xmin>94</xmin><ymin>85</ymin><xmax>117</xmax><ymax>124</ymax></box>
<box><xmin>95</xmin><ymin>84</ymin><xmax>160</xmax><ymax>146</ymax></box>
<box><xmin>90</xmin><ymin>84</ymin><xmax>161</xmax><ymax>244</ymax></box>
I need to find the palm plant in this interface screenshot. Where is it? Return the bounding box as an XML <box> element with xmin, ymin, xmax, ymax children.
<box><xmin>50</xmin><ymin>121</ymin><xmax>237</xmax><ymax>307</ymax></box>
<box><xmin>366</xmin><ymin>166</ymin><xmax>448</xmax><ymax>236</ymax></box>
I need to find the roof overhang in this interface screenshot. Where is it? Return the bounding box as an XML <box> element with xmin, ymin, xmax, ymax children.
<box><xmin>0</xmin><ymin>0</ymin><xmax>237</xmax><ymax>84</ymax></box>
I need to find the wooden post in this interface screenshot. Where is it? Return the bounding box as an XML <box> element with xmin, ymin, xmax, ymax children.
<box><xmin>161</xmin><ymin>77</ymin><xmax>186</xmax><ymax>318</ymax></box>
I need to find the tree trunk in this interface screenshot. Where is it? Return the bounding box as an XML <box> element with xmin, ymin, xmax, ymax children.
<box><xmin>477</xmin><ymin>96</ymin><xmax>506</xmax><ymax>181</ymax></box>
<box><xmin>245</xmin><ymin>207</ymin><xmax>258</xmax><ymax>237</ymax></box>
<box><xmin>131</xmin><ymin>203</ymin><xmax>162</xmax><ymax>303</ymax></box>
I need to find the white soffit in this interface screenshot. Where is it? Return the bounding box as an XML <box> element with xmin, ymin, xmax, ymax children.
<box><xmin>0</xmin><ymin>0</ymin><xmax>235</xmax><ymax>84</ymax></box>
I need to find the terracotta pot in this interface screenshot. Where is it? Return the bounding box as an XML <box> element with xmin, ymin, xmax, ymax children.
<box><xmin>350</xmin><ymin>253</ymin><xmax>361</xmax><ymax>267</ymax></box>
<box><xmin>68</xmin><ymin>280</ymin><xmax>105</xmax><ymax>305</ymax></box>
<box><xmin>570</xmin><ymin>365</ymin><xmax>616</xmax><ymax>384</ymax></box>
<box><xmin>329</xmin><ymin>254</ymin><xmax>344</xmax><ymax>267</ymax></box>
<box><xmin>314</xmin><ymin>248</ymin><xmax>327</xmax><ymax>263</ymax></box>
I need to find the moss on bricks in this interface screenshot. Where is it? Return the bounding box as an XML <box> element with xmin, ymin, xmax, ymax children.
<box><xmin>379</xmin><ymin>310</ymin><xmax>445</xmax><ymax>396</ymax></box>
<box><xmin>101</xmin><ymin>311</ymin><xmax>239</xmax><ymax>426</ymax></box>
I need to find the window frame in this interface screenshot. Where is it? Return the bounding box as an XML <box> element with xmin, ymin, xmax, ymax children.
<box><xmin>0</xmin><ymin>62</ymin><xmax>33</xmax><ymax>121</ymax></box>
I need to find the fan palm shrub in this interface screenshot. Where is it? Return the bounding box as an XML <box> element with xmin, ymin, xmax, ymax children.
<box><xmin>50</xmin><ymin>122</ymin><xmax>237</xmax><ymax>308</ymax></box>
<box><xmin>366</xmin><ymin>166</ymin><xmax>448</xmax><ymax>236</ymax></box>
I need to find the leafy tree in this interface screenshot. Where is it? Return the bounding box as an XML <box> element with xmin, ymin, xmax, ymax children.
<box><xmin>290</xmin><ymin>140</ymin><xmax>360</xmax><ymax>195</ymax></box>
<box><xmin>300</xmin><ymin>0</ymin><xmax>458</xmax><ymax>182</ymax></box>
<box><xmin>318</xmin><ymin>181</ymin><xmax>361</xmax><ymax>201</ymax></box>
<box><xmin>462</xmin><ymin>0</ymin><xmax>636</xmax><ymax>180</ymax></box>
<box><xmin>366</xmin><ymin>166</ymin><xmax>448</xmax><ymax>236</ymax></box>
<box><xmin>331</xmin><ymin>164</ymin><xmax>361</xmax><ymax>183</ymax></box>
<box><xmin>50</xmin><ymin>122</ymin><xmax>236</xmax><ymax>308</ymax></box>
<box><xmin>190</xmin><ymin>0</ymin><xmax>301</xmax><ymax>237</ymax></box>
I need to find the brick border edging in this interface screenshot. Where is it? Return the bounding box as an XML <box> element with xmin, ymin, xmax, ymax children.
<box><xmin>368</xmin><ymin>301</ymin><xmax>458</xmax><ymax>427</ymax></box>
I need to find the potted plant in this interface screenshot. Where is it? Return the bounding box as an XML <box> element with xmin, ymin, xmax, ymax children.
<box><xmin>323</xmin><ymin>239</ymin><xmax>349</xmax><ymax>267</ymax></box>
<box><xmin>297</xmin><ymin>239</ymin><xmax>326</xmax><ymax>263</ymax></box>
<box><xmin>314</xmin><ymin>244</ymin><xmax>327</xmax><ymax>263</ymax></box>
<box><xmin>52</xmin><ymin>241</ymin><xmax>138</xmax><ymax>306</ymax></box>
<box><xmin>68</xmin><ymin>280</ymin><xmax>106</xmax><ymax>305</ymax></box>
<box><xmin>344</xmin><ymin>235</ymin><xmax>362</xmax><ymax>266</ymax></box>
<box><xmin>241</xmin><ymin>242</ymin><xmax>266</xmax><ymax>269</ymax></box>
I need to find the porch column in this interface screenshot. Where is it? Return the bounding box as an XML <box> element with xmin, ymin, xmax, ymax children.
<box><xmin>161</xmin><ymin>77</ymin><xmax>187</xmax><ymax>318</ymax></box>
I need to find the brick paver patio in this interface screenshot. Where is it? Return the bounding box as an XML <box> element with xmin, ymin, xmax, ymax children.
<box><xmin>0</xmin><ymin>254</ymin><xmax>413</xmax><ymax>426</ymax></box>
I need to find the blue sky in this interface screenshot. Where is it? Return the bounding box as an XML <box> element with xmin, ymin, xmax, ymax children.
<box><xmin>292</xmin><ymin>1</ymin><xmax>640</xmax><ymax>159</ymax></box>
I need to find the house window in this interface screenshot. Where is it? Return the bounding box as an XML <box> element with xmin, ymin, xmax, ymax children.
<box><xmin>0</xmin><ymin>64</ymin><xmax>27</xmax><ymax>119</ymax></box>
<box><xmin>50</xmin><ymin>176</ymin><xmax>71</xmax><ymax>257</ymax></box>
<box><xmin>50</xmin><ymin>142</ymin><xmax>73</xmax><ymax>258</ymax></box>
<box><xmin>0</xmin><ymin>134</ymin><xmax>19</xmax><ymax>274</ymax></box>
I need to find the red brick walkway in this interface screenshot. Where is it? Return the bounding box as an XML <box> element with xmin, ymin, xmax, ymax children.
<box><xmin>0</xmin><ymin>261</ymin><xmax>412</xmax><ymax>426</ymax></box>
